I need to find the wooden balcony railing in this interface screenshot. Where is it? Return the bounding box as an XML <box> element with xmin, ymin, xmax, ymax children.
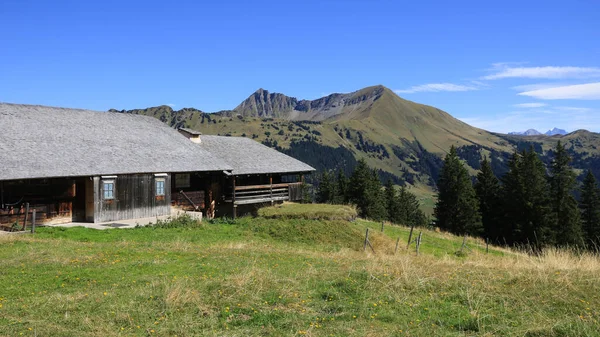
<box><xmin>226</xmin><ymin>182</ymin><xmax>303</xmax><ymax>205</ymax></box>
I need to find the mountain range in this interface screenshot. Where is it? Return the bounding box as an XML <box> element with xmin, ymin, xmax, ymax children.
<box><xmin>112</xmin><ymin>85</ymin><xmax>600</xmax><ymax>212</ymax></box>
<box><xmin>509</xmin><ymin>128</ymin><xmax>568</xmax><ymax>136</ymax></box>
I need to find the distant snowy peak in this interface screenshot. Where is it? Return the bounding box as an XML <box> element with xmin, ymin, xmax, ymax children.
<box><xmin>508</xmin><ymin>128</ymin><xmax>568</xmax><ymax>136</ymax></box>
<box><xmin>508</xmin><ymin>129</ymin><xmax>542</xmax><ymax>136</ymax></box>
<box><xmin>545</xmin><ymin>127</ymin><xmax>567</xmax><ymax>136</ymax></box>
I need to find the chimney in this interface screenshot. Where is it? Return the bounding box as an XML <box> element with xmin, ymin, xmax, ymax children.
<box><xmin>178</xmin><ymin>128</ymin><xmax>202</xmax><ymax>144</ymax></box>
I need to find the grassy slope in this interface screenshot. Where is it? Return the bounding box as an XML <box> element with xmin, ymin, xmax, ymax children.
<box><xmin>1</xmin><ymin>204</ymin><xmax>599</xmax><ymax>336</ymax></box>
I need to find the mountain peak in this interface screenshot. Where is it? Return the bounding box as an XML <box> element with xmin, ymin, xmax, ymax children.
<box><xmin>545</xmin><ymin>127</ymin><xmax>567</xmax><ymax>136</ymax></box>
<box><xmin>508</xmin><ymin>129</ymin><xmax>542</xmax><ymax>136</ymax></box>
<box><xmin>234</xmin><ymin>85</ymin><xmax>394</xmax><ymax>120</ymax></box>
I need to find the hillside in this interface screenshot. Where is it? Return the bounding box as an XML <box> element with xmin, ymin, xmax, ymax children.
<box><xmin>1</xmin><ymin>204</ymin><xmax>599</xmax><ymax>336</ymax></box>
<box><xmin>113</xmin><ymin>86</ymin><xmax>600</xmax><ymax>202</ymax></box>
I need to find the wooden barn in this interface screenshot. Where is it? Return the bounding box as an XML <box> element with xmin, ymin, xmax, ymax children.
<box><xmin>0</xmin><ymin>103</ymin><xmax>315</xmax><ymax>229</ymax></box>
<box><xmin>179</xmin><ymin>131</ymin><xmax>315</xmax><ymax>217</ymax></box>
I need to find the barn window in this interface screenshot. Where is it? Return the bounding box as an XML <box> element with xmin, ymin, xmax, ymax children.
<box><xmin>156</xmin><ymin>179</ymin><xmax>165</xmax><ymax>196</ymax></box>
<box><xmin>103</xmin><ymin>181</ymin><xmax>115</xmax><ymax>200</ymax></box>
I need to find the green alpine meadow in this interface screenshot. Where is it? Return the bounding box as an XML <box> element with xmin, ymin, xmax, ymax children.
<box><xmin>1</xmin><ymin>205</ymin><xmax>599</xmax><ymax>336</ymax></box>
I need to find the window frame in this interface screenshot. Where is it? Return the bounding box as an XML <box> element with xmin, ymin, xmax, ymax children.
<box><xmin>102</xmin><ymin>180</ymin><xmax>115</xmax><ymax>200</ymax></box>
<box><xmin>155</xmin><ymin>178</ymin><xmax>166</xmax><ymax>197</ymax></box>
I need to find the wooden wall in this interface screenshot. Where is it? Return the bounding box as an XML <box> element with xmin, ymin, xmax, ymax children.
<box><xmin>93</xmin><ymin>174</ymin><xmax>171</xmax><ymax>223</ymax></box>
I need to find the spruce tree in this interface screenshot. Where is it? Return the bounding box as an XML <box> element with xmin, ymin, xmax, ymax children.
<box><xmin>333</xmin><ymin>169</ymin><xmax>348</xmax><ymax>204</ymax></box>
<box><xmin>368</xmin><ymin>170</ymin><xmax>388</xmax><ymax>221</ymax></box>
<box><xmin>549</xmin><ymin>141</ymin><xmax>583</xmax><ymax>247</ymax></box>
<box><xmin>475</xmin><ymin>157</ymin><xmax>502</xmax><ymax>242</ymax></box>
<box><xmin>384</xmin><ymin>179</ymin><xmax>399</xmax><ymax>223</ymax></box>
<box><xmin>499</xmin><ymin>151</ymin><xmax>523</xmax><ymax>245</ymax></box>
<box><xmin>348</xmin><ymin>159</ymin><xmax>387</xmax><ymax>220</ymax></box>
<box><xmin>398</xmin><ymin>186</ymin><xmax>427</xmax><ymax>227</ymax></box>
<box><xmin>434</xmin><ymin>146</ymin><xmax>481</xmax><ymax>236</ymax></box>
<box><xmin>502</xmin><ymin>147</ymin><xmax>552</xmax><ymax>249</ymax></box>
<box><xmin>579</xmin><ymin>170</ymin><xmax>600</xmax><ymax>248</ymax></box>
<box><xmin>316</xmin><ymin>171</ymin><xmax>335</xmax><ymax>203</ymax></box>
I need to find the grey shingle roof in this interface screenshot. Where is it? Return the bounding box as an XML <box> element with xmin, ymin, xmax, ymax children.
<box><xmin>0</xmin><ymin>103</ymin><xmax>232</xmax><ymax>181</ymax></box>
<box><xmin>199</xmin><ymin>135</ymin><xmax>315</xmax><ymax>175</ymax></box>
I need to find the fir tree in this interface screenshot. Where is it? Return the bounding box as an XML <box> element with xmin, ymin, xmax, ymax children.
<box><xmin>316</xmin><ymin>171</ymin><xmax>335</xmax><ymax>203</ymax></box>
<box><xmin>398</xmin><ymin>186</ymin><xmax>427</xmax><ymax>227</ymax></box>
<box><xmin>475</xmin><ymin>157</ymin><xmax>502</xmax><ymax>242</ymax></box>
<box><xmin>348</xmin><ymin>159</ymin><xmax>387</xmax><ymax>220</ymax></box>
<box><xmin>499</xmin><ymin>151</ymin><xmax>522</xmax><ymax>245</ymax></box>
<box><xmin>434</xmin><ymin>146</ymin><xmax>481</xmax><ymax>236</ymax></box>
<box><xmin>502</xmin><ymin>148</ymin><xmax>552</xmax><ymax>249</ymax></box>
<box><xmin>549</xmin><ymin>141</ymin><xmax>583</xmax><ymax>247</ymax></box>
<box><xmin>333</xmin><ymin>169</ymin><xmax>348</xmax><ymax>204</ymax></box>
<box><xmin>384</xmin><ymin>179</ymin><xmax>399</xmax><ymax>223</ymax></box>
<box><xmin>368</xmin><ymin>170</ymin><xmax>388</xmax><ymax>221</ymax></box>
<box><xmin>579</xmin><ymin>170</ymin><xmax>600</xmax><ymax>248</ymax></box>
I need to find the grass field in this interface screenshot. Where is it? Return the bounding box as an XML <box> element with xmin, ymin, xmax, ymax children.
<box><xmin>1</xmin><ymin>204</ymin><xmax>599</xmax><ymax>336</ymax></box>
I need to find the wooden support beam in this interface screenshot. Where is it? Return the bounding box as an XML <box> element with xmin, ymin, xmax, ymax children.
<box><xmin>269</xmin><ymin>175</ymin><xmax>273</xmax><ymax>205</ymax></box>
<box><xmin>22</xmin><ymin>203</ymin><xmax>29</xmax><ymax>231</ymax></box>
<box><xmin>232</xmin><ymin>176</ymin><xmax>236</xmax><ymax>219</ymax></box>
<box><xmin>31</xmin><ymin>210</ymin><xmax>36</xmax><ymax>234</ymax></box>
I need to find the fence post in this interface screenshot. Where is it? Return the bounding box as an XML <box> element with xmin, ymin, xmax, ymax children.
<box><xmin>363</xmin><ymin>228</ymin><xmax>375</xmax><ymax>253</ymax></box>
<box><xmin>31</xmin><ymin>210</ymin><xmax>36</xmax><ymax>234</ymax></box>
<box><xmin>486</xmin><ymin>238</ymin><xmax>489</xmax><ymax>254</ymax></box>
<box><xmin>22</xmin><ymin>203</ymin><xmax>30</xmax><ymax>231</ymax></box>
<box><xmin>406</xmin><ymin>225</ymin><xmax>414</xmax><ymax>249</ymax></box>
<box><xmin>416</xmin><ymin>231</ymin><xmax>422</xmax><ymax>255</ymax></box>
<box><xmin>460</xmin><ymin>235</ymin><xmax>467</xmax><ymax>252</ymax></box>
<box><xmin>381</xmin><ymin>221</ymin><xmax>384</xmax><ymax>232</ymax></box>
<box><xmin>394</xmin><ymin>237</ymin><xmax>400</xmax><ymax>254</ymax></box>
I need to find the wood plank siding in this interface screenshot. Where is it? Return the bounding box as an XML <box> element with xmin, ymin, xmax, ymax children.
<box><xmin>94</xmin><ymin>174</ymin><xmax>172</xmax><ymax>223</ymax></box>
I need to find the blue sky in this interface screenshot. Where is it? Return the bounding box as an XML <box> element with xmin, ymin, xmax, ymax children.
<box><xmin>1</xmin><ymin>0</ymin><xmax>599</xmax><ymax>133</ymax></box>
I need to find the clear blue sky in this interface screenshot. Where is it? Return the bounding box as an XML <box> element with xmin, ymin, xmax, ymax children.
<box><xmin>1</xmin><ymin>0</ymin><xmax>599</xmax><ymax>133</ymax></box>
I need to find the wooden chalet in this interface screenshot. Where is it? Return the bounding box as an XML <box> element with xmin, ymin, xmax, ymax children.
<box><xmin>0</xmin><ymin>103</ymin><xmax>314</xmax><ymax>229</ymax></box>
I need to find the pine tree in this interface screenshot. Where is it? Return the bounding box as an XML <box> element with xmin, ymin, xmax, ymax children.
<box><xmin>348</xmin><ymin>160</ymin><xmax>371</xmax><ymax>213</ymax></box>
<box><xmin>502</xmin><ymin>147</ymin><xmax>552</xmax><ymax>249</ymax></box>
<box><xmin>333</xmin><ymin>169</ymin><xmax>348</xmax><ymax>204</ymax></box>
<box><xmin>368</xmin><ymin>170</ymin><xmax>388</xmax><ymax>221</ymax></box>
<box><xmin>549</xmin><ymin>141</ymin><xmax>583</xmax><ymax>247</ymax></box>
<box><xmin>384</xmin><ymin>179</ymin><xmax>399</xmax><ymax>223</ymax></box>
<box><xmin>475</xmin><ymin>157</ymin><xmax>502</xmax><ymax>242</ymax></box>
<box><xmin>499</xmin><ymin>151</ymin><xmax>523</xmax><ymax>245</ymax></box>
<box><xmin>348</xmin><ymin>159</ymin><xmax>387</xmax><ymax>220</ymax></box>
<box><xmin>579</xmin><ymin>170</ymin><xmax>600</xmax><ymax>248</ymax></box>
<box><xmin>398</xmin><ymin>186</ymin><xmax>427</xmax><ymax>227</ymax></box>
<box><xmin>434</xmin><ymin>146</ymin><xmax>481</xmax><ymax>236</ymax></box>
<box><xmin>316</xmin><ymin>171</ymin><xmax>335</xmax><ymax>203</ymax></box>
